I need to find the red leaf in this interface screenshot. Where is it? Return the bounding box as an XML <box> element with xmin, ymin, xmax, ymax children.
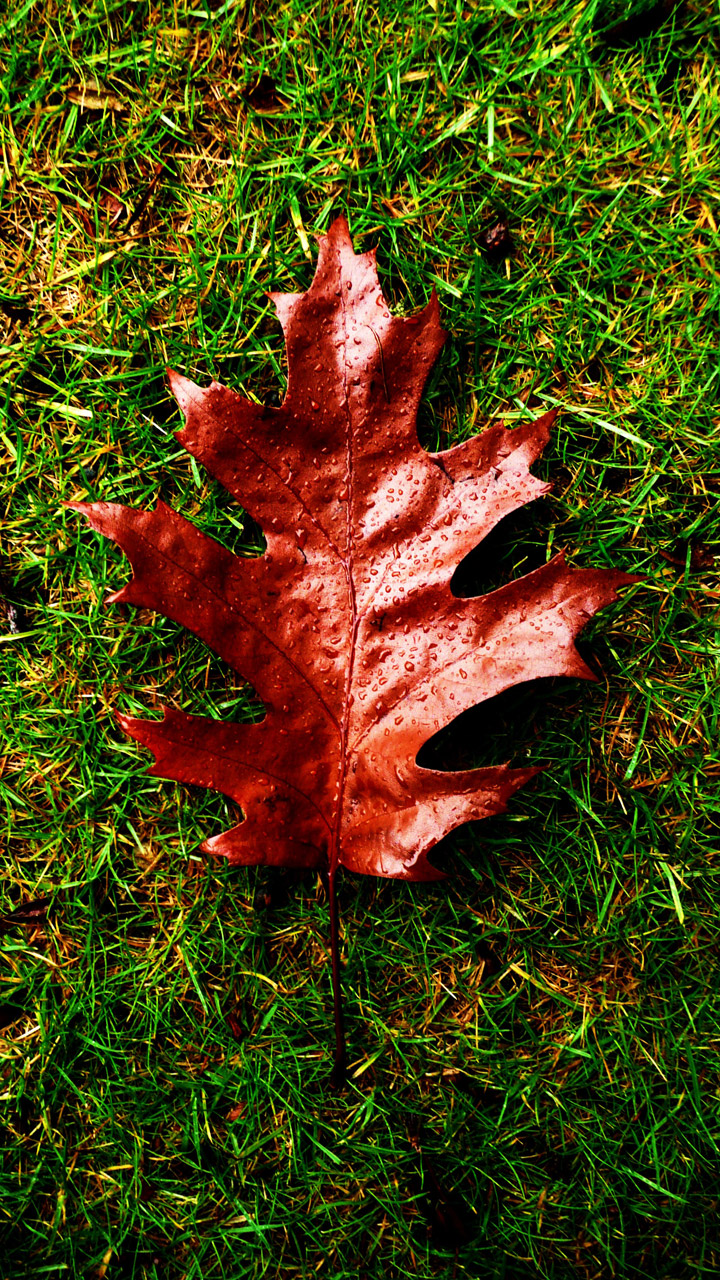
<box><xmin>71</xmin><ymin>216</ymin><xmax>634</xmax><ymax>1078</ymax></box>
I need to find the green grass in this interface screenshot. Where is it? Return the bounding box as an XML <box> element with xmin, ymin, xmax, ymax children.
<box><xmin>1</xmin><ymin>0</ymin><xmax>720</xmax><ymax>1276</ymax></box>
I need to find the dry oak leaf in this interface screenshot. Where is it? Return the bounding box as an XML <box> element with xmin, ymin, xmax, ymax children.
<box><xmin>72</xmin><ymin>215</ymin><xmax>633</xmax><ymax>1076</ymax></box>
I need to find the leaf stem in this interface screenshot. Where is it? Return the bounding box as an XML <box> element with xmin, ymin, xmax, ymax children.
<box><xmin>328</xmin><ymin>865</ymin><xmax>346</xmax><ymax>1087</ymax></box>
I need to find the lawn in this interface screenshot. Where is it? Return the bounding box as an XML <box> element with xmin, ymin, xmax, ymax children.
<box><xmin>1</xmin><ymin>0</ymin><xmax>719</xmax><ymax>1276</ymax></box>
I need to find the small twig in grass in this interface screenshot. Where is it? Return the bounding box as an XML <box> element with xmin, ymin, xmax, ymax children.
<box><xmin>127</xmin><ymin>162</ymin><xmax>165</xmax><ymax>230</ymax></box>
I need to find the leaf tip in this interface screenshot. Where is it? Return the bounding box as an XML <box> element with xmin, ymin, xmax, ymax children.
<box><xmin>167</xmin><ymin>368</ymin><xmax>201</xmax><ymax>417</ymax></box>
<box><xmin>399</xmin><ymin>854</ymin><xmax>448</xmax><ymax>883</ymax></box>
<box><xmin>323</xmin><ymin>212</ymin><xmax>352</xmax><ymax>248</ymax></box>
<box><xmin>533</xmin><ymin>405</ymin><xmax>559</xmax><ymax>438</ymax></box>
<box><xmin>200</xmin><ymin>830</ymin><xmax>238</xmax><ymax>863</ymax></box>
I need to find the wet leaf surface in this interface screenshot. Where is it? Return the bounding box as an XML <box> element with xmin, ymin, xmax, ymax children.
<box><xmin>73</xmin><ymin>216</ymin><xmax>633</xmax><ymax>1074</ymax></box>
